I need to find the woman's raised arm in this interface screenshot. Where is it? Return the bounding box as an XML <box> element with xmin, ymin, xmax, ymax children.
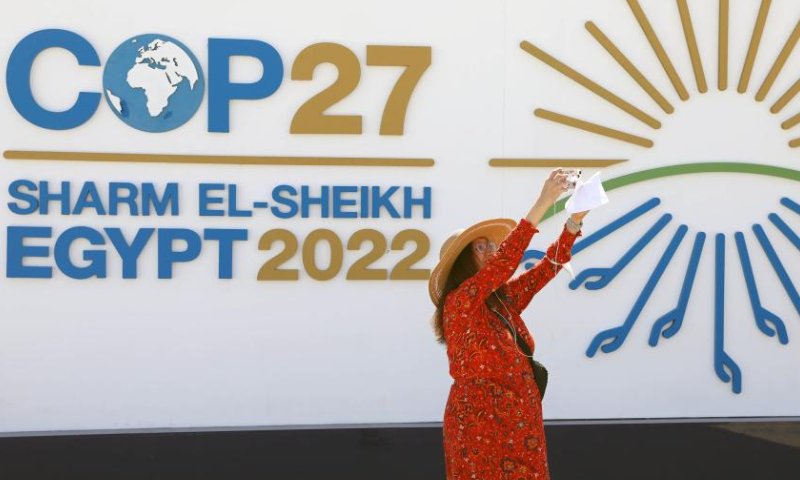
<box><xmin>447</xmin><ymin>169</ymin><xmax>571</xmax><ymax>309</ymax></box>
<box><xmin>504</xmin><ymin>222</ymin><xmax>582</xmax><ymax>314</ymax></box>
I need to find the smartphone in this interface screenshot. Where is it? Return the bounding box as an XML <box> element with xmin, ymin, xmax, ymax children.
<box><xmin>563</xmin><ymin>169</ymin><xmax>582</xmax><ymax>189</ymax></box>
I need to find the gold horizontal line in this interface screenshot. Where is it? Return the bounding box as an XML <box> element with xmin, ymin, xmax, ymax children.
<box><xmin>489</xmin><ymin>159</ymin><xmax>628</xmax><ymax>168</ymax></box>
<box><xmin>534</xmin><ymin>109</ymin><xmax>654</xmax><ymax>148</ymax></box>
<box><xmin>789</xmin><ymin>137</ymin><xmax>800</xmax><ymax>148</ymax></box>
<box><xmin>2</xmin><ymin>150</ymin><xmax>435</xmax><ymax>167</ymax></box>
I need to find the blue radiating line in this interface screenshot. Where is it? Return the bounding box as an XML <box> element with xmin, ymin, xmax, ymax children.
<box><xmin>714</xmin><ymin>234</ymin><xmax>743</xmax><ymax>394</ymax></box>
<box><xmin>569</xmin><ymin>213</ymin><xmax>672</xmax><ymax>290</ymax></box>
<box><xmin>522</xmin><ymin>197</ymin><xmax>661</xmax><ymax>268</ymax></box>
<box><xmin>752</xmin><ymin>224</ymin><xmax>800</xmax><ymax>319</ymax></box>
<box><xmin>781</xmin><ymin>197</ymin><xmax>800</xmax><ymax>216</ymax></box>
<box><xmin>649</xmin><ymin>232</ymin><xmax>706</xmax><ymax>346</ymax></box>
<box><xmin>734</xmin><ymin>232</ymin><xmax>789</xmax><ymax>344</ymax></box>
<box><xmin>586</xmin><ymin>225</ymin><xmax>687</xmax><ymax>357</ymax></box>
<box><xmin>769</xmin><ymin>213</ymin><xmax>800</xmax><ymax>252</ymax></box>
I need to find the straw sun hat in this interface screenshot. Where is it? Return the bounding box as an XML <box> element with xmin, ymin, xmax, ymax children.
<box><xmin>428</xmin><ymin>218</ymin><xmax>518</xmax><ymax>307</ymax></box>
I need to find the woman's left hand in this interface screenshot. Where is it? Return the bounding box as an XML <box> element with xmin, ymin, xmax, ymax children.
<box><xmin>570</xmin><ymin>211</ymin><xmax>589</xmax><ymax>223</ymax></box>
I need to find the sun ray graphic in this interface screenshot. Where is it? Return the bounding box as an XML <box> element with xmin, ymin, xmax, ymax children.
<box><xmin>585</xmin><ymin>21</ymin><xmax>675</xmax><ymax>114</ymax></box>
<box><xmin>719</xmin><ymin>0</ymin><xmax>729</xmax><ymax>91</ymax></box>
<box><xmin>513</xmin><ymin>0</ymin><xmax>800</xmax><ymax>394</ymax></box>
<box><xmin>520</xmin><ymin>41</ymin><xmax>661</xmax><ymax>129</ymax></box>
<box><xmin>627</xmin><ymin>0</ymin><xmax>690</xmax><ymax>100</ymax></box>
<box><xmin>738</xmin><ymin>0</ymin><xmax>771</xmax><ymax>94</ymax></box>
<box><xmin>755</xmin><ymin>16</ymin><xmax>800</xmax><ymax>101</ymax></box>
<box><xmin>677</xmin><ymin>0</ymin><xmax>708</xmax><ymax>93</ymax></box>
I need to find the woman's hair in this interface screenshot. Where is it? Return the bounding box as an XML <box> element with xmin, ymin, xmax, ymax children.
<box><xmin>432</xmin><ymin>243</ymin><xmax>506</xmax><ymax>344</ymax></box>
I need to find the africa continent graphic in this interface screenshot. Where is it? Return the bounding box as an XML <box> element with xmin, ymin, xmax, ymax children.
<box><xmin>103</xmin><ymin>34</ymin><xmax>205</xmax><ymax>133</ymax></box>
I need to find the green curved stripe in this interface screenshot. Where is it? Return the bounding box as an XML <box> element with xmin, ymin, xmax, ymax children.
<box><xmin>541</xmin><ymin>162</ymin><xmax>800</xmax><ymax>223</ymax></box>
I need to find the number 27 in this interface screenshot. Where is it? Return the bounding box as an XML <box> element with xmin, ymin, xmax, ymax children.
<box><xmin>291</xmin><ymin>44</ymin><xmax>432</xmax><ymax>136</ymax></box>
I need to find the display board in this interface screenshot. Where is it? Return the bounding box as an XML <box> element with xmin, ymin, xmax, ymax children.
<box><xmin>2</xmin><ymin>0</ymin><xmax>800</xmax><ymax>433</ymax></box>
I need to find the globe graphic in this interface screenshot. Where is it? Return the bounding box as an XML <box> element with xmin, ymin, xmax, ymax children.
<box><xmin>102</xmin><ymin>34</ymin><xmax>204</xmax><ymax>133</ymax></box>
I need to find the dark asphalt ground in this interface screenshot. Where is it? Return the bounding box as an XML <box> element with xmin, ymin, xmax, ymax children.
<box><xmin>1</xmin><ymin>421</ymin><xmax>798</xmax><ymax>479</ymax></box>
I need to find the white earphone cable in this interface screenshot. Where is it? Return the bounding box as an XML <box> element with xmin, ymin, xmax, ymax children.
<box><xmin>492</xmin><ymin>292</ymin><xmax>535</xmax><ymax>359</ymax></box>
<box><xmin>491</xmin><ymin>185</ymin><xmax>568</xmax><ymax>359</ymax></box>
<box><xmin>551</xmin><ymin>201</ymin><xmax>559</xmax><ymax>275</ymax></box>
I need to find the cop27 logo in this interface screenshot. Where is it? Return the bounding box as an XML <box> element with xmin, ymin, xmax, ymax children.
<box><xmin>516</xmin><ymin>0</ymin><xmax>800</xmax><ymax>394</ymax></box>
<box><xmin>6</xmin><ymin>29</ymin><xmax>430</xmax><ymax>134</ymax></box>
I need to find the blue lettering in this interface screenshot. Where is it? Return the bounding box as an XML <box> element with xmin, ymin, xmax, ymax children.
<box><xmin>208</xmin><ymin>38</ymin><xmax>284</xmax><ymax>132</ymax></box>
<box><xmin>371</xmin><ymin>186</ymin><xmax>400</xmax><ymax>218</ymax></box>
<box><xmin>106</xmin><ymin>228</ymin><xmax>154</xmax><ymax>279</ymax></box>
<box><xmin>6</xmin><ymin>29</ymin><xmax>100</xmax><ymax>130</ymax></box>
<box><xmin>199</xmin><ymin>183</ymin><xmax>225</xmax><ymax>216</ymax></box>
<box><xmin>301</xmin><ymin>185</ymin><xmax>330</xmax><ymax>218</ymax></box>
<box><xmin>333</xmin><ymin>186</ymin><xmax>358</xmax><ymax>219</ymax></box>
<box><xmin>158</xmin><ymin>228</ymin><xmax>202</xmax><ymax>279</ymax></box>
<box><xmin>6</xmin><ymin>226</ymin><xmax>52</xmax><ymax>278</ymax></box>
<box><xmin>109</xmin><ymin>182</ymin><xmax>139</xmax><ymax>216</ymax></box>
<box><xmin>404</xmin><ymin>186</ymin><xmax>431</xmax><ymax>219</ymax></box>
<box><xmin>142</xmin><ymin>183</ymin><xmax>178</xmax><ymax>216</ymax></box>
<box><xmin>227</xmin><ymin>184</ymin><xmax>252</xmax><ymax>217</ymax></box>
<box><xmin>360</xmin><ymin>186</ymin><xmax>369</xmax><ymax>218</ymax></box>
<box><xmin>204</xmin><ymin>229</ymin><xmax>248</xmax><ymax>279</ymax></box>
<box><xmin>8</xmin><ymin>179</ymin><xmax>40</xmax><ymax>215</ymax></box>
<box><xmin>73</xmin><ymin>182</ymin><xmax>107</xmax><ymax>215</ymax></box>
<box><xmin>40</xmin><ymin>181</ymin><xmax>71</xmax><ymax>215</ymax></box>
<box><xmin>54</xmin><ymin>226</ymin><xmax>106</xmax><ymax>279</ymax></box>
<box><xmin>271</xmin><ymin>185</ymin><xmax>298</xmax><ymax>219</ymax></box>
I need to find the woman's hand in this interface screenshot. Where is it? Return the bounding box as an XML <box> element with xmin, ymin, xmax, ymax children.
<box><xmin>567</xmin><ymin>210</ymin><xmax>589</xmax><ymax>234</ymax></box>
<box><xmin>570</xmin><ymin>211</ymin><xmax>589</xmax><ymax>223</ymax></box>
<box><xmin>537</xmin><ymin>168</ymin><xmax>569</xmax><ymax>207</ymax></box>
<box><xmin>526</xmin><ymin>168</ymin><xmax>570</xmax><ymax>227</ymax></box>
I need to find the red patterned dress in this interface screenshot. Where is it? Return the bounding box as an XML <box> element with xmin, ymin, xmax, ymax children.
<box><xmin>442</xmin><ymin>218</ymin><xmax>581</xmax><ymax>480</ymax></box>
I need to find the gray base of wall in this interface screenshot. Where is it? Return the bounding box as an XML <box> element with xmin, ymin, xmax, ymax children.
<box><xmin>1</xmin><ymin>421</ymin><xmax>798</xmax><ymax>479</ymax></box>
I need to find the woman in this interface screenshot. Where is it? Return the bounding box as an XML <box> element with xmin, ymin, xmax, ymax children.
<box><xmin>429</xmin><ymin>169</ymin><xmax>589</xmax><ymax>480</ymax></box>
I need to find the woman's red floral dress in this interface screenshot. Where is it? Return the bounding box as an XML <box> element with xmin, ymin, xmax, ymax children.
<box><xmin>442</xmin><ymin>218</ymin><xmax>581</xmax><ymax>480</ymax></box>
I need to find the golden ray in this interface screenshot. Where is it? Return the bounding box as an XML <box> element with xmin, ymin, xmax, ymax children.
<box><xmin>719</xmin><ymin>0</ymin><xmax>729</xmax><ymax>90</ymax></box>
<box><xmin>781</xmin><ymin>112</ymin><xmax>800</xmax><ymax>130</ymax></box>
<box><xmin>585</xmin><ymin>21</ymin><xmax>674</xmax><ymax>114</ymax></box>
<box><xmin>677</xmin><ymin>0</ymin><xmax>707</xmax><ymax>93</ymax></box>
<box><xmin>756</xmin><ymin>17</ymin><xmax>800</xmax><ymax>101</ymax></box>
<box><xmin>738</xmin><ymin>0</ymin><xmax>771</xmax><ymax>94</ymax></box>
<box><xmin>789</xmin><ymin>137</ymin><xmax>800</xmax><ymax>148</ymax></box>
<box><xmin>534</xmin><ymin>109</ymin><xmax>654</xmax><ymax>148</ymax></box>
<box><xmin>627</xmin><ymin>0</ymin><xmax>689</xmax><ymax>100</ymax></box>
<box><xmin>520</xmin><ymin>41</ymin><xmax>661</xmax><ymax>129</ymax></box>
<box><xmin>771</xmin><ymin>77</ymin><xmax>800</xmax><ymax>113</ymax></box>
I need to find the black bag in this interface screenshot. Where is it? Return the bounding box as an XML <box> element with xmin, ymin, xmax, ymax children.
<box><xmin>490</xmin><ymin>297</ymin><xmax>548</xmax><ymax>400</ymax></box>
<box><xmin>531</xmin><ymin>360</ymin><xmax>549</xmax><ymax>400</ymax></box>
